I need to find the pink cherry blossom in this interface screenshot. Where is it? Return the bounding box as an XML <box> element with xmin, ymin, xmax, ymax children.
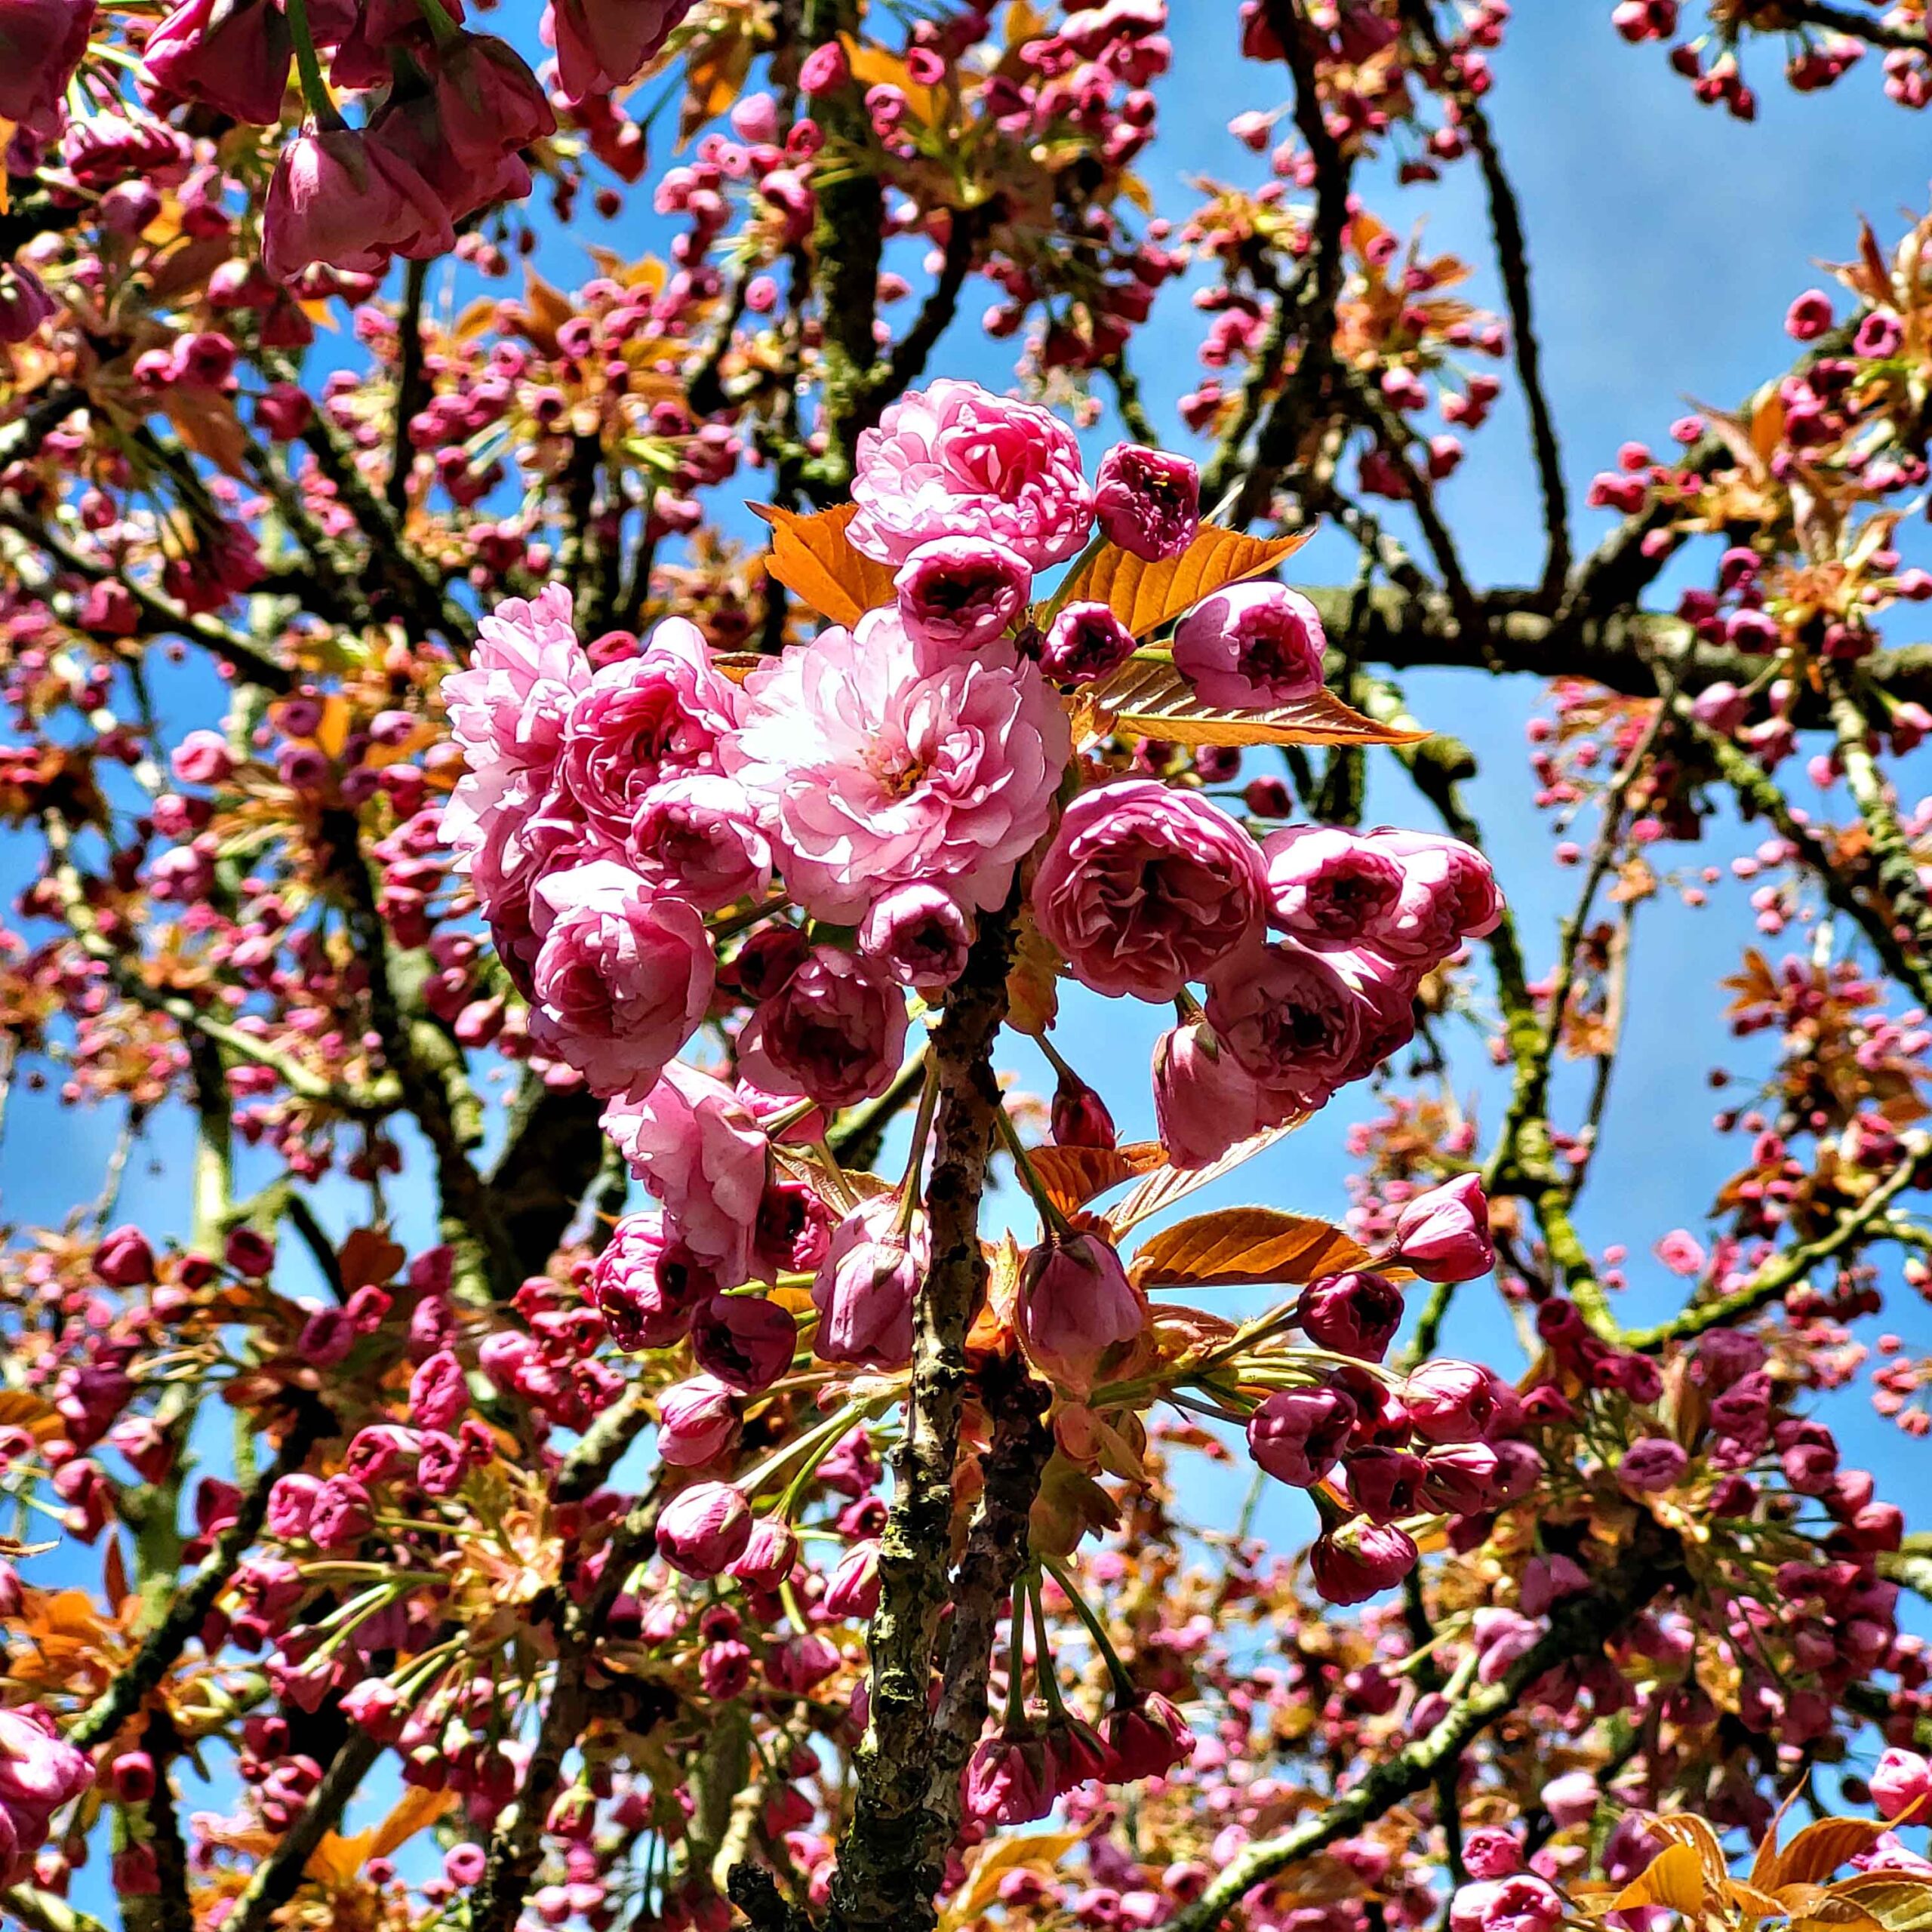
<box><xmin>723</xmin><ymin>608</ymin><xmax>1069</xmax><ymax>924</ymax></box>
<box><xmin>1032</xmin><ymin>780</ymin><xmax>1267</xmax><ymax>1001</ymax></box>
<box><xmin>557</xmin><ymin>617</ymin><xmax>741</xmax><ymax>843</ymax></box>
<box><xmin>847</xmin><ymin>378</ymin><xmax>1094</xmax><ymax>569</ymax></box>
<box><xmin>601</xmin><ymin>1063</ymin><xmax>767</xmax><ymax>1288</ymax></box>
<box><xmin>525</xmin><ymin>860</ymin><xmax>714</xmax><ymax>1099</ymax></box>
<box><xmin>1173</xmin><ymin>580</ymin><xmax>1327</xmax><ymax>709</ymax></box>
<box><xmin>441</xmin><ymin>583</ymin><xmax>589</xmax><ymax>783</ymax></box>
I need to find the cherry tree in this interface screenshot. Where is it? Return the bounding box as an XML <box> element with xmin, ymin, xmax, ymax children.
<box><xmin>0</xmin><ymin>4</ymin><xmax>1930</xmax><ymax>1932</ymax></box>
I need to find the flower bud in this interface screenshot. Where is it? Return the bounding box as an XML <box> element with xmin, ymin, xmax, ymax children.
<box><xmin>1309</xmin><ymin>1518</ymin><xmax>1418</xmax><ymax>1605</ymax></box>
<box><xmin>656</xmin><ymin>1481</ymin><xmax>752</xmax><ymax>1580</ymax></box>
<box><xmin>1016</xmin><ymin>1232</ymin><xmax>1146</xmax><ymax>1392</ymax></box>
<box><xmin>1246</xmin><ymin>1383</ymin><xmax>1357</xmax><ymax>1487</ymax></box>
<box><xmin>1299</xmin><ymin>1269</ymin><xmax>1403</xmax><ymax>1361</ymax></box>
<box><xmin>1390</xmin><ymin>1174</ymin><xmax>1494</xmax><ymax>1282</ymax></box>
<box><xmin>1093</xmin><ymin>444</ymin><xmax>1200</xmax><ymax>562</ymax></box>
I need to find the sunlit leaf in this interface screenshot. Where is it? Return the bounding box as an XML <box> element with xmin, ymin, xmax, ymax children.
<box><xmin>338</xmin><ymin>1227</ymin><xmax>405</xmax><ymax>1291</ymax></box>
<box><xmin>162</xmin><ymin>390</ymin><xmax>250</xmax><ymax>480</ymax></box>
<box><xmin>1105</xmin><ymin>1124</ymin><xmax>1304</xmax><ymax>1235</ymax></box>
<box><xmin>1128</xmin><ymin>1208</ymin><xmax>1374</xmax><ymax>1291</ymax></box>
<box><xmin>943</xmin><ymin>1829</ymin><xmax>1088</xmax><ymax>1926</ymax></box>
<box><xmin>1611</xmin><ymin>1843</ymin><xmax>1708</xmax><ymax>1916</ymax></box>
<box><xmin>1767</xmin><ymin>1820</ymin><xmax>1900</xmax><ymax>1893</ymax></box>
<box><xmin>1026</xmin><ymin>1142</ymin><xmax>1167</xmax><ymax>1216</ymax></box>
<box><xmin>1823</xmin><ymin>1877</ymin><xmax>1932</xmax><ymax>1932</ymax></box>
<box><xmin>751</xmin><ymin>503</ymin><xmax>898</xmax><ymax>628</ymax></box>
<box><xmin>1647</xmin><ymin>1813</ymin><xmax>1734</xmax><ymax>1888</ymax></box>
<box><xmin>1058</xmin><ymin>525</ymin><xmax>1311</xmax><ymax>638</ymax></box>
<box><xmin>1079</xmin><ymin>655</ymin><xmax>1429</xmax><ymax>751</ymax></box>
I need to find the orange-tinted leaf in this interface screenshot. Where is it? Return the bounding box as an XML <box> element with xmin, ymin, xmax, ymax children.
<box><xmin>1611</xmin><ymin>1844</ymin><xmax>1708</xmax><ymax>1916</ymax></box>
<box><xmin>752</xmin><ymin>503</ymin><xmax>898</xmax><ymax>627</ymax></box>
<box><xmin>944</xmin><ymin>1830</ymin><xmax>1088</xmax><ymax>1927</ymax></box>
<box><xmin>338</xmin><ymin>1227</ymin><xmax>405</xmax><ymax>1291</ymax></box>
<box><xmin>1106</xmin><ymin>1124</ymin><xmax>1303</xmax><ymax>1235</ymax></box>
<box><xmin>1768</xmin><ymin>1820</ymin><xmax>1899</xmax><ymax>1892</ymax></box>
<box><xmin>1751</xmin><ymin>1783</ymin><xmax>1810</xmax><ymax>1892</ymax></box>
<box><xmin>1081</xmin><ymin>655</ymin><xmax>1428</xmax><ymax>751</ymax></box>
<box><xmin>1823</xmin><ymin>1877</ymin><xmax>1932</xmax><ymax>1932</ymax></box>
<box><xmin>1026</xmin><ymin>1142</ymin><xmax>1167</xmax><ymax>1216</ymax></box>
<box><xmin>841</xmin><ymin>37</ymin><xmax>940</xmax><ymax>125</ymax></box>
<box><xmin>1060</xmin><ymin>525</ymin><xmax>1311</xmax><ymax>639</ymax></box>
<box><xmin>163</xmin><ymin>389</ymin><xmax>249</xmax><ymax>479</ymax></box>
<box><xmin>514</xmin><ymin>268</ymin><xmax>574</xmax><ymax>357</ymax></box>
<box><xmin>1128</xmin><ymin>1208</ymin><xmax>1372</xmax><ymax>1291</ymax></box>
<box><xmin>310</xmin><ymin>1786</ymin><xmax>457</xmax><ymax>1887</ymax></box>
<box><xmin>1647</xmin><ymin>1814</ymin><xmax>1732</xmax><ymax>1887</ymax></box>
<box><xmin>0</xmin><ymin>1390</ymin><xmax>62</xmax><ymax>1441</ymax></box>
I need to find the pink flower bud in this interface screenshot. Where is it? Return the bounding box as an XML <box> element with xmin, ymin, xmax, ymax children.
<box><xmin>1309</xmin><ymin>1518</ymin><xmax>1418</xmax><ymax>1604</ymax></box>
<box><xmin>1618</xmin><ymin>1436</ymin><xmax>1688</xmax><ymax>1493</ymax></box>
<box><xmin>1016</xmin><ymin>1232</ymin><xmax>1146</xmax><ymax>1392</ymax></box>
<box><xmin>656</xmin><ymin>1481</ymin><xmax>752</xmax><ymax>1579</ymax></box>
<box><xmin>1246</xmin><ymin>1383</ymin><xmax>1357</xmax><ymax>1487</ymax></box>
<box><xmin>1403</xmin><ymin>1360</ymin><xmax>1515</xmax><ymax>1444</ymax></box>
<box><xmin>1039</xmin><ymin>601</ymin><xmax>1137</xmax><ymax>686</ymax></box>
<box><xmin>823</xmin><ymin>1539</ymin><xmax>881</xmax><ymax>1620</ymax></box>
<box><xmin>1390</xmin><ymin>1174</ymin><xmax>1494</xmax><ymax>1282</ymax></box>
<box><xmin>858</xmin><ymin>884</ymin><xmax>973</xmax><ymax>992</ymax></box>
<box><xmin>1173</xmin><ymin>581</ymin><xmax>1326</xmax><ymax>709</ymax></box>
<box><xmin>656</xmin><ymin>1374</ymin><xmax>737</xmax><ymax>1467</ymax></box>
<box><xmin>737</xmin><ymin>946</ymin><xmax>909</xmax><ymax>1109</ymax></box>
<box><xmin>1872</xmin><ymin>1748</ymin><xmax>1932</xmax><ymax>1820</ymax></box>
<box><xmin>690</xmin><ymin>1293</ymin><xmax>796</xmax><ymax>1395</ymax></box>
<box><xmin>94</xmin><ymin>1225</ymin><xmax>155</xmax><ymax>1287</ymax></box>
<box><xmin>725</xmin><ymin>1515</ymin><xmax>797</xmax><ymax>1589</ymax></box>
<box><xmin>892</xmin><ymin>536</ymin><xmax>1030</xmax><ymax>657</ymax></box>
<box><xmin>812</xmin><ymin>1196</ymin><xmax>928</xmax><ymax>1371</ymax></box>
<box><xmin>1093</xmin><ymin>443</ymin><xmax>1200</xmax><ymax>561</ymax></box>
<box><xmin>1299</xmin><ymin>1269</ymin><xmax>1404</xmax><ymax>1361</ymax></box>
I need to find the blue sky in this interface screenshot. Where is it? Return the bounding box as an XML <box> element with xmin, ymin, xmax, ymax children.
<box><xmin>10</xmin><ymin>5</ymin><xmax>1932</xmax><ymax>1764</ymax></box>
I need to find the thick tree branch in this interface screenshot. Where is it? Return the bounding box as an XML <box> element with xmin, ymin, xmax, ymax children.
<box><xmin>823</xmin><ymin>897</ymin><xmax>1023</xmax><ymax>1932</ymax></box>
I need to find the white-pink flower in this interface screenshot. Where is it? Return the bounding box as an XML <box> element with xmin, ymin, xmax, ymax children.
<box><xmin>526</xmin><ymin>860</ymin><xmax>715</xmax><ymax>1099</ymax></box>
<box><xmin>558</xmin><ymin>616</ymin><xmax>740</xmax><ymax>841</ymax></box>
<box><xmin>846</xmin><ymin>378</ymin><xmax>1094</xmax><ymax>570</ymax></box>
<box><xmin>722</xmin><ymin>607</ymin><xmax>1070</xmax><ymax>924</ymax></box>
<box><xmin>441</xmin><ymin>584</ymin><xmax>589</xmax><ymax>781</ymax></box>
<box><xmin>601</xmin><ymin>1062</ymin><xmax>767</xmax><ymax>1289</ymax></box>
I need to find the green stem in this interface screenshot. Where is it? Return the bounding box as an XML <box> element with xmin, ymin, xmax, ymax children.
<box><xmin>1041</xmin><ymin>1553</ymin><xmax>1137</xmax><ymax>1700</ymax></box>
<box><xmin>284</xmin><ymin>0</ymin><xmax>343</xmax><ymax>129</ymax></box>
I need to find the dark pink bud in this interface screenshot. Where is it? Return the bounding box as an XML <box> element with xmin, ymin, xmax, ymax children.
<box><xmin>1093</xmin><ymin>443</ymin><xmax>1200</xmax><ymax>562</ymax></box>
<box><xmin>1300</xmin><ymin>1270</ymin><xmax>1404</xmax><ymax>1361</ymax></box>
<box><xmin>1247</xmin><ymin>1383</ymin><xmax>1357</xmax><ymax>1487</ymax></box>
<box><xmin>1309</xmin><ymin>1518</ymin><xmax>1418</xmax><ymax>1604</ymax></box>
<box><xmin>656</xmin><ymin>1481</ymin><xmax>752</xmax><ymax>1579</ymax></box>
<box><xmin>1390</xmin><ymin>1174</ymin><xmax>1493</xmax><ymax>1282</ymax></box>
<box><xmin>94</xmin><ymin>1225</ymin><xmax>155</xmax><ymax>1287</ymax></box>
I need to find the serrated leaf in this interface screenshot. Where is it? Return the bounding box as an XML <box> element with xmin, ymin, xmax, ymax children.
<box><xmin>1128</xmin><ymin>1208</ymin><xmax>1373</xmax><ymax>1291</ymax></box>
<box><xmin>1611</xmin><ymin>1843</ymin><xmax>1709</xmax><ymax>1915</ymax></box>
<box><xmin>1824</xmin><ymin>1878</ymin><xmax>1932</xmax><ymax>1932</ymax></box>
<box><xmin>1026</xmin><ymin>1143</ymin><xmax>1167</xmax><ymax>1216</ymax></box>
<box><xmin>1080</xmin><ymin>655</ymin><xmax>1429</xmax><ymax>751</ymax></box>
<box><xmin>1648</xmin><ymin>1813</ymin><xmax>1733</xmax><ymax>1887</ymax></box>
<box><xmin>752</xmin><ymin>503</ymin><xmax>899</xmax><ymax>628</ymax></box>
<box><xmin>1059</xmin><ymin>524</ymin><xmax>1312</xmax><ymax>638</ymax></box>
<box><xmin>1106</xmin><ymin>1124</ymin><xmax>1303</xmax><ymax>1235</ymax></box>
<box><xmin>1768</xmin><ymin>1820</ymin><xmax>1900</xmax><ymax>1893</ymax></box>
